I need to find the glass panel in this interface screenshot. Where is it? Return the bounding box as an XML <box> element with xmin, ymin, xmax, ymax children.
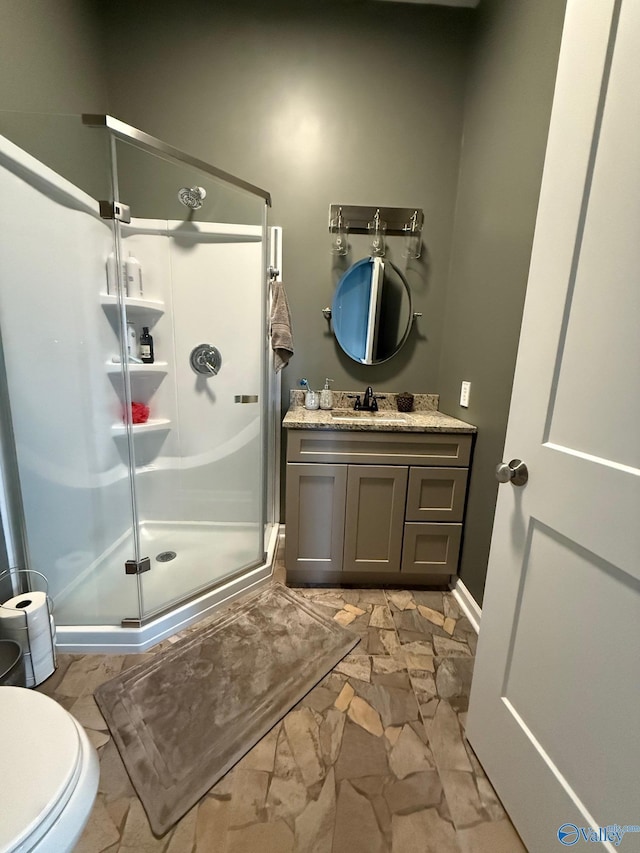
<box><xmin>0</xmin><ymin>111</ymin><xmax>112</xmax><ymax>201</ymax></box>
<box><xmin>0</xmin><ymin>113</ymin><xmax>140</xmax><ymax>625</ymax></box>
<box><xmin>112</xmin><ymin>138</ymin><xmax>268</xmax><ymax>620</ymax></box>
<box><xmin>264</xmin><ymin>226</ymin><xmax>283</xmax><ymax>549</ymax></box>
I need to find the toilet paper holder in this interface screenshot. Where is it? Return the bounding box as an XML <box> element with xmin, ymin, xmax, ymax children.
<box><xmin>0</xmin><ymin>569</ymin><xmax>56</xmax><ymax>687</ymax></box>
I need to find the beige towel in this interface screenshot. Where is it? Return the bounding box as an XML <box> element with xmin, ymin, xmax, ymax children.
<box><xmin>270</xmin><ymin>281</ymin><xmax>294</xmax><ymax>371</ymax></box>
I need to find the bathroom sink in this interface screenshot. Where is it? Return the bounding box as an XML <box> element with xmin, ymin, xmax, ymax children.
<box><xmin>329</xmin><ymin>410</ymin><xmax>408</xmax><ymax>423</ymax></box>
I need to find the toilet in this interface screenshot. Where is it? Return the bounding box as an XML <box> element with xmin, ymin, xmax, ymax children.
<box><xmin>0</xmin><ymin>687</ymin><xmax>99</xmax><ymax>852</ymax></box>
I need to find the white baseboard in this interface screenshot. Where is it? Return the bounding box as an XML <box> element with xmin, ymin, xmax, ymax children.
<box><xmin>450</xmin><ymin>578</ymin><xmax>481</xmax><ymax>634</ymax></box>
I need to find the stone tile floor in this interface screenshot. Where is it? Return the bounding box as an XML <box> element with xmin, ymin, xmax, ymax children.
<box><xmin>37</xmin><ymin>550</ymin><xmax>527</xmax><ymax>852</ymax></box>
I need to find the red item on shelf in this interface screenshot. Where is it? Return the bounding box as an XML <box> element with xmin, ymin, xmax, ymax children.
<box><xmin>129</xmin><ymin>402</ymin><xmax>150</xmax><ymax>424</ymax></box>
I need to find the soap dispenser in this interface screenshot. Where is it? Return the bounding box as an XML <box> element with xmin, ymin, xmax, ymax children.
<box><xmin>320</xmin><ymin>378</ymin><xmax>334</xmax><ymax>410</ymax></box>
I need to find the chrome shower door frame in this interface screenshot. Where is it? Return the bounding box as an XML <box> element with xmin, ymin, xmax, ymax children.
<box><xmin>82</xmin><ymin>115</ymin><xmax>271</xmax><ymax>206</ymax></box>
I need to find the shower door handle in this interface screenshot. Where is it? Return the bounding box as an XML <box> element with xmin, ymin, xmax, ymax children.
<box><xmin>234</xmin><ymin>395</ymin><xmax>259</xmax><ymax>403</ymax></box>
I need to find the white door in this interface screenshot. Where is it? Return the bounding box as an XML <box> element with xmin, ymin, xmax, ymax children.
<box><xmin>466</xmin><ymin>2</ymin><xmax>640</xmax><ymax>852</ymax></box>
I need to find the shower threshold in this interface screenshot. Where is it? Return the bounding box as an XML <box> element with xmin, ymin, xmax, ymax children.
<box><xmin>55</xmin><ymin>523</ymin><xmax>280</xmax><ymax>654</ymax></box>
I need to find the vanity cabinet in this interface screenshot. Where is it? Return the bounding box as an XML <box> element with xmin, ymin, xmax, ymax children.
<box><xmin>285</xmin><ymin>429</ymin><xmax>473</xmax><ymax>585</ymax></box>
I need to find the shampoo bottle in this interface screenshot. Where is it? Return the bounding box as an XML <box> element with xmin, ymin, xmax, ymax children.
<box><xmin>107</xmin><ymin>252</ymin><xmax>131</xmax><ymax>296</ymax></box>
<box><xmin>106</xmin><ymin>252</ymin><xmax>116</xmax><ymax>295</ymax></box>
<box><xmin>320</xmin><ymin>378</ymin><xmax>334</xmax><ymax>410</ymax></box>
<box><xmin>140</xmin><ymin>326</ymin><xmax>154</xmax><ymax>364</ymax></box>
<box><xmin>125</xmin><ymin>253</ymin><xmax>143</xmax><ymax>298</ymax></box>
<box><xmin>127</xmin><ymin>323</ymin><xmax>138</xmax><ymax>357</ymax></box>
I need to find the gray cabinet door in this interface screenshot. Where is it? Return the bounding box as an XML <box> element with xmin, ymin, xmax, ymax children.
<box><xmin>285</xmin><ymin>463</ymin><xmax>347</xmax><ymax>574</ymax></box>
<box><xmin>343</xmin><ymin>465</ymin><xmax>408</xmax><ymax>573</ymax></box>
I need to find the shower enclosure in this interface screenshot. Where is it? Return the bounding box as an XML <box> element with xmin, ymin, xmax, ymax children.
<box><xmin>0</xmin><ymin>113</ymin><xmax>280</xmax><ymax>651</ymax></box>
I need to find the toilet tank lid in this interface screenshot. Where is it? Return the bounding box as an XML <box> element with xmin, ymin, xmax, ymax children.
<box><xmin>0</xmin><ymin>687</ymin><xmax>82</xmax><ymax>851</ymax></box>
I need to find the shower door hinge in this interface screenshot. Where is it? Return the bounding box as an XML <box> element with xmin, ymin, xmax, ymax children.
<box><xmin>99</xmin><ymin>200</ymin><xmax>131</xmax><ymax>223</ymax></box>
<box><xmin>125</xmin><ymin>556</ymin><xmax>151</xmax><ymax>575</ymax></box>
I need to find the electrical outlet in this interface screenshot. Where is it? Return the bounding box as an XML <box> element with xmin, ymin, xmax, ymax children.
<box><xmin>460</xmin><ymin>381</ymin><xmax>471</xmax><ymax>408</ymax></box>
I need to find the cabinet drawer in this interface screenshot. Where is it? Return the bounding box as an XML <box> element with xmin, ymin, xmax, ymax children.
<box><xmin>287</xmin><ymin>429</ymin><xmax>472</xmax><ymax>467</ymax></box>
<box><xmin>401</xmin><ymin>523</ymin><xmax>462</xmax><ymax>576</ymax></box>
<box><xmin>406</xmin><ymin>467</ymin><xmax>468</xmax><ymax>522</ymax></box>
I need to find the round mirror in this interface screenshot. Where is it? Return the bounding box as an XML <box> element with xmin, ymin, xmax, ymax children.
<box><xmin>331</xmin><ymin>257</ymin><xmax>413</xmax><ymax>364</ymax></box>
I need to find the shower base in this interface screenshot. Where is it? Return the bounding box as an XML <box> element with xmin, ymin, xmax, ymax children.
<box><xmin>54</xmin><ymin>522</ymin><xmax>279</xmax><ymax>654</ymax></box>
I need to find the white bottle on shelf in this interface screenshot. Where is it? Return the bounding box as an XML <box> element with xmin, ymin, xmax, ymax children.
<box><xmin>106</xmin><ymin>252</ymin><xmax>130</xmax><ymax>296</ymax></box>
<box><xmin>125</xmin><ymin>253</ymin><xmax>143</xmax><ymax>298</ymax></box>
<box><xmin>127</xmin><ymin>323</ymin><xmax>138</xmax><ymax>357</ymax></box>
<box><xmin>106</xmin><ymin>252</ymin><xmax>120</xmax><ymax>295</ymax></box>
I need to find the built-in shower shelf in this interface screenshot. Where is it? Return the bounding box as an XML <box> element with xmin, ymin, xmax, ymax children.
<box><xmin>112</xmin><ymin>418</ymin><xmax>172</xmax><ymax>436</ymax></box>
<box><xmin>106</xmin><ymin>361</ymin><xmax>168</xmax><ymax>375</ymax></box>
<box><xmin>101</xmin><ymin>294</ymin><xmax>165</xmax><ymax>317</ymax></box>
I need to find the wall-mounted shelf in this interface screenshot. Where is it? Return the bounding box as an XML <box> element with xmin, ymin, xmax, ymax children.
<box><xmin>100</xmin><ymin>294</ymin><xmax>165</xmax><ymax>318</ymax></box>
<box><xmin>106</xmin><ymin>361</ymin><xmax>168</xmax><ymax>375</ymax></box>
<box><xmin>112</xmin><ymin>418</ymin><xmax>171</xmax><ymax>436</ymax></box>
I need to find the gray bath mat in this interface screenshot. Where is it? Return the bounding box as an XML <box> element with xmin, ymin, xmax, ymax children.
<box><xmin>95</xmin><ymin>583</ymin><xmax>358</xmax><ymax>836</ymax></box>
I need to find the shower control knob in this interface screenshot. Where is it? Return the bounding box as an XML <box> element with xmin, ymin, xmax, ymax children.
<box><xmin>496</xmin><ymin>459</ymin><xmax>528</xmax><ymax>487</ymax></box>
<box><xmin>190</xmin><ymin>344</ymin><xmax>222</xmax><ymax>376</ymax></box>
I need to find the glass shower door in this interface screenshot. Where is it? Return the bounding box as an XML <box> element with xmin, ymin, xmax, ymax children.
<box><xmin>0</xmin><ymin>113</ymin><xmax>142</xmax><ymax>627</ymax></box>
<box><xmin>110</xmin><ymin>133</ymin><xmax>270</xmax><ymax>621</ymax></box>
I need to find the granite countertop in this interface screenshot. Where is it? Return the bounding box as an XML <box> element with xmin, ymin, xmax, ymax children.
<box><xmin>283</xmin><ymin>391</ymin><xmax>476</xmax><ymax>434</ymax></box>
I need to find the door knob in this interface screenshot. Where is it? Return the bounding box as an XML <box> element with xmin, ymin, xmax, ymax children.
<box><xmin>495</xmin><ymin>459</ymin><xmax>528</xmax><ymax>487</ymax></box>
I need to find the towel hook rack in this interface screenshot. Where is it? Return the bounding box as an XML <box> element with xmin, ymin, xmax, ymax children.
<box><xmin>328</xmin><ymin>205</ymin><xmax>423</xmax><ymax>237</ymax></box>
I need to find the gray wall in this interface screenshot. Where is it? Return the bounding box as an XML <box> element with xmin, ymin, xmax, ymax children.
<box><xmin>100</xmin><ymin>0</ymin><xmax>474</xmax><ymax>399</ymax></box>
<box><xmin>0</xmin><ymin>0</ymin><xmax>108</xmax><ymax>113</ymax></box>
<box><xmin>0</xmin><ymin>0</ymin><xmax>110</xmax><ymax>197</ymax></box>
<box><xmin>437</xmin><ymin>0</ymin><xmax>566</xmax><ymax>604</ymax></box>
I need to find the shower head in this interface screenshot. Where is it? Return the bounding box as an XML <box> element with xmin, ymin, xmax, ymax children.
<box><xmin>178</xmin><ymin>186</ymin><xmax>207</xmax><ymax>210</ymax></box>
